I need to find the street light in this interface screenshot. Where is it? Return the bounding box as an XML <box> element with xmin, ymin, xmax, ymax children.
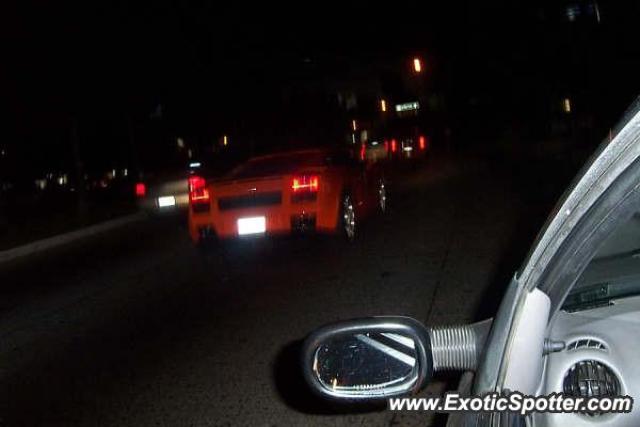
<box><xmin>352</xmin><ymin>120</ymin><xmax>357</xmax><ymax>131</ymax></box>
<box><xmin>223</xmin><ymin>135</ymin><xmax>228</xmax><ymax>146</ymax></box>
<box><xmin>413</xmin><ymin>57</ymin><xmax>422</xmax><ymax>73</ymax></box>
<box><xmin>380</xmin><ymin>99</ymin><xmax>387</xmax><ymax>112</ymax></box>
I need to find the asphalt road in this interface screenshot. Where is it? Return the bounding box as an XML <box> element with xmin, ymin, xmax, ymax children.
<box><xmin>0</xmin><ymin>154</ymin><xmax>553</xmax><ymax>427</ymax></box>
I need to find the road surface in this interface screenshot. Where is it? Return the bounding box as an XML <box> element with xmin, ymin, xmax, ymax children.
<box><xmin>0</xmin><ymin>153</ymin><xmax>554</xmax><ymax>426</ymax></box>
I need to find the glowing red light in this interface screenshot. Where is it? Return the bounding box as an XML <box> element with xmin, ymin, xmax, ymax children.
<box><xmin>419</xmin><ymin>135</ymin><xmax>426</xmax><ymax>150</ymax></box>
<box><xmin>292</xmin><ymin>175</ymin><xmax>319</xmax><ymax>192</ymax></box>
<box><xmin>188</xmin><ymin>176</ymin><xmax>210</xmax><ymax>203</ymax></box>
<box><xmin>360</xmin><ymin>143</ymin><xmax>366</xmax><ymax>161</ymax></box>
<box><xmin>384</xmin><ymin>140</ymin><xmax>389</xmax><ymax>152</ymax></box>
<box><xmin>135</xmin><ymin>182</ymin><xmax>146</xmax><ymax>197</ymax></box>
<box><xmin>188</xmin><ymin>176</ymin><xmax>204</xmax><ymax>192</ymax></box>
<box><xmin>391</xmin><ymin>139</ymin><xmax>397</xmax><ymax>153</ymax></box>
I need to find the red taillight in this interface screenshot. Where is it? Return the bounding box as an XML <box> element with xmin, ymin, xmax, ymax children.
<box><xmin>359</xmin><ymin>143</ymin><xmax>366</xmax><ymax>161</ymax></box>
<box><xmin>188</xmin><ymin>176</ymin><xmax>204</xmax><ymax>192</ymax></box>
<box><xmin>135</xmin><ymin>182</ymin><xmax>146</xmax><ymax>197</ymax></box>
<box><xmin>419</xmin><ymin>135</ymin><xmax>426</xmax><ymax>150</ymax></box>
<box><xmin>188</xmin><ymin>175</ymin><xmax>210</xmax><ymax>203</ymax></box>
<box><xmin>391</xmin><ymin>139</ymin><xmax>397</xmax><ymax>153</ymax></box>
<box><xmin>292</xmin><ymin>175</ymin><xmax>319</xmax><ymax>192</ymax></box>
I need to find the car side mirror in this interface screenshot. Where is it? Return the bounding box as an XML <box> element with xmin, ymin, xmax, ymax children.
<box><xmin>301</xmin><ymin>317</ymin><xmax>433</xmax><ymax>400</ymax></box>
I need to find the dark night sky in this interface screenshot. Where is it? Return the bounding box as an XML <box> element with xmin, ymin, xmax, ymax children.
<box><xmin>2</xmin><ymin>1</ymin><xmax>447</xmax><ymax>175</ymax></box>
<box><xmin>4</xmin><ymin>1</ymin><xmax>452</xmax><ymax>115</ymax></box>
<box><xmin>3</xmin><ymin>1</ymin><xmax>640</xmax><ymax>178</ymax></box>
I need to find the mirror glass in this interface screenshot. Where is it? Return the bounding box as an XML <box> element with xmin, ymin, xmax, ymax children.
<box><xmin>312</xmin><ymin>332</ymin><xmax>418</xmax><ymax>396</ymax></box>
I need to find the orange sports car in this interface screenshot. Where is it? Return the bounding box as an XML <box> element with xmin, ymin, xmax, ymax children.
<box><xmin>188</xmin><ymin>148</ymin><xmax>387</xmax><ymax>244</ymax></box>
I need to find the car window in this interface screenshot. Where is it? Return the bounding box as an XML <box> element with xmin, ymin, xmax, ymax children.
<box><xmin>228</xmin><ymin>151</ymin><xmax>327</xmax><ymax>178</ymax></box>
<box><xmin>563</xmin><ymin>211</ymin><xmax>640</xmax><ymax>310</ymax></box>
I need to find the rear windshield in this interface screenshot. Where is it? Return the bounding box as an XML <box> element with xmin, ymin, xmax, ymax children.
<box><xmin>228</xmin><ymin>151</ymin><xmax>328</xmax><ymax>179</ymax></box>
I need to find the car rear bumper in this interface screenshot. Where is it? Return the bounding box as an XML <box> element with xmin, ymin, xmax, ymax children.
<box><xmin>188</xmin><ymin>200</ymin><xmax>338</xmax><ymax>242</ymax></box>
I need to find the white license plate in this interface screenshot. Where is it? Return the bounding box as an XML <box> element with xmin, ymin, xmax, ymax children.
<box><xmin>237</xmin><ymin>216</ymin><xmax>266</xmax><ymax>235</ymax></box>
<box><xmin>158</xmin><ymin>196</ymin><xmax>176</xmax><ymax>207</ymax></box>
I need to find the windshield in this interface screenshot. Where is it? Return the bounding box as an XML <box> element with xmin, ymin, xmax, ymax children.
<box><xmin>227</xmin><ymin>150</ymin><xmax>328</xmax><ymax>179</ymax></box>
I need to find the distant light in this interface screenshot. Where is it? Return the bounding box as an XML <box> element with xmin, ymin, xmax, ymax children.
<box><xmin>419</xmin><ymin>136</ymin><xmax>426</xmax><ymax>150</ymax></box>
<box><xmin>563</xmin><ymin>98</ymin><xmax>572</xmax><ymax>113</ymax></box>
<box><xmin>187</xmin><ymin>149</ymin><xmax>193</xmax><ymax>159</ymax></box>
<box><xmin>35</xmin><ymin>179</ymin><xmax>47</xmax><ymax>190</ymax></box>
<box><xmin>566</xmin><ymin>4</ymin><xmax>580</xmax><ymax>22</ymax></box>
<box><xmin>189</xmin><ymin>162</ymin><xmax>201</xmax><ymax>168</ymax></box>
<box><xmin>158</xmin><ymin>196</ymin><xmax>176</xmax><ymax>208</ymax></box>
<box><xmin>112</xmin><ymin>169</ymin><xmax>117</xmax><ymax>178</ymax></box>
<box><xmin>403</xmin><ymin>146</ymin><xmax>413</xmax><ymax>152</ymax></box>
<box><xmin>123</xmin><ymin>168</ymin><xmax>128</xmax><ymax>177</ymax></box>
<box><xmin>413</xmin><ymin>58</ymin><xmax>422</xmax><ymax>73</ymax></box>
<box><xmin>0</xmin><ymin>149</ymin><xmax>5</xmax><ymax>157</ymax></box>
<box><xmin>352</xmin><ymin>119</ymin><xmax>357</xmax><ymax>131</ymax></box>
<box><xmin>351</xmin><ymin>133</ymin><xmax>356</xmax><ymax>144</ymax></box>
<box><xmin>391</xmin><ymin>139</ymin><xmax>397</xmax><ymax>153</ymax></box>
<box><xmin>396</xmin><ymin>102</ymin><xmax>420</xmax><ymax>112</ymax></box>
<box><xmin>380</xmin><ymin>99</ymin><xmax>387</xmax><ymax>112</ymax></box>
<box><xmin>371</xmin><ymin>141</ymin><xmax>378</xmax><ymax>146</ymax></box>
<box><xmin>135</xmin><ymin>182</ymin><xmax>146</xmax><ymax>197</ymax></box>
<box><xmin>177</xmin><ymin>137</ymin><xmax>185</xmax><ymax>149</ymax></box>
<box><xmin>223</xmin><ymin>135</ymin><xmax>228</xmax><ymax>146</ymax></box>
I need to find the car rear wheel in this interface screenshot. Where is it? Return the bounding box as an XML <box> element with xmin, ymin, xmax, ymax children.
<box><xmin>341</xmin><ymin>193</ymin><xmax>356</xmax><ymax>242</ymax></box>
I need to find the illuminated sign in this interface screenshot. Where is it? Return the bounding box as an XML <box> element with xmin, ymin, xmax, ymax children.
<box><xmin>395</xmin><ymin>102</ymin><xmax>420</xmax><ymax>112</ymax></box>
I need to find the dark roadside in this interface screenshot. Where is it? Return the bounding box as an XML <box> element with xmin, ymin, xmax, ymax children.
<box><xmin>0</xmin><ymin>187</ymin><xmax>139</xmax><ymax>251</ymax></box>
